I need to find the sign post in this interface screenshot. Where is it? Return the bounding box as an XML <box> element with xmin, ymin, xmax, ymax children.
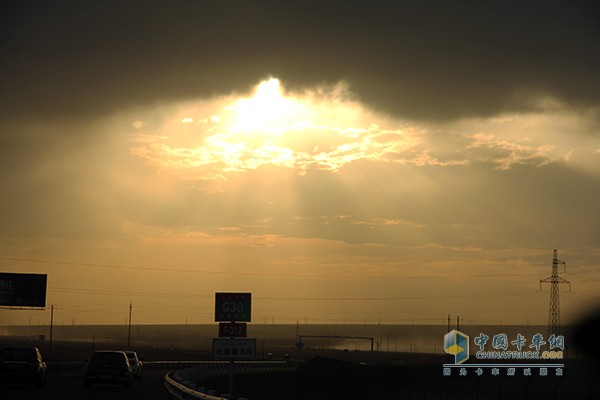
<box><xmin>214</xmin><ymin>292</ymin><xmax>253</xmax><ymax>400</ymax></box>
<box><xmin>228</xmin><ymin>357</ymin><xmax>234</xmax><ymax>399</ymax></box>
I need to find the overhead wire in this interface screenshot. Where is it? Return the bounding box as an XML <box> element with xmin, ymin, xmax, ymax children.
<box><xmin>1</xmin><ymin>256</ymin><xmax>561</xmax><ymax>324</ymax></box>
<box><xmin>1</xmin><ymin>256</ymin><xmax>544</xmax><ymax>280</ymax></box>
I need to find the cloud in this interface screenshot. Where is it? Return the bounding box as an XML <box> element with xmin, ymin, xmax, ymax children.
<box><xmin>132</xmin><ymin>120</ymin><xmax>146</xmax><ymax>129</ymax></box>
<box><xmin>1</xmin><ymin>1</ymin><xmax>599</xmax><ymax>123</ymax></box>
<box><xmin>564</xmin><ymin>148</ymin><xmax>600</xmax><ymax>176</ymax></box>
<box><xmin>127</xmin><ymin>80</ymin><xmax>423</xmax><ymax>178</ymax></box>
<box><xmin>466</xmin><ymin>133</ymin><xmax>555</xmax><ymax>170</ymax></box>
<box><xmin>1</xmin><ymin>77</ymin><xmax>598</xmax><ymax>249</ymax></box>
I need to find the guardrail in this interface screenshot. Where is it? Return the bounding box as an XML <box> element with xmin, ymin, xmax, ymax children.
<box><xmin>47</xmin><ymin>359</ymin><xmax>298</xmax><ymax>399</ymax></box>
<box><xmin>164</xmin><ymin>361</ymin><xmax>298</xmax><ymax>400</ymax></box>
<box><xmin>165</xmin><ymin>370</ymin><xmax>228</xmax><ymax>400</ymax></box>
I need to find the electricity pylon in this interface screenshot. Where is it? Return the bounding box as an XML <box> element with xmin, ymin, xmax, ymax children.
<box><xmin>540</xmin><ymin>249</ymin><xmax>571</xmax><ymax>337</ymax></box>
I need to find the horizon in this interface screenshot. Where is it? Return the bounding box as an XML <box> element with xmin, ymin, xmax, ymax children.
<box><xmin>0</xmin><ymin>322</ymin><xmax>556</xmax><ymax>327</ymax></box>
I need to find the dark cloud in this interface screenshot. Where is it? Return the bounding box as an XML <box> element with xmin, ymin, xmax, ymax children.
<box><xmin>2</xmin><ymin>0</ymin><xmax>599</xmax><ymax>123</ymax></box>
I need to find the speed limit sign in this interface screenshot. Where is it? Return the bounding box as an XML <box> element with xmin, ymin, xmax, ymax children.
<box><xmin>215</xmin><ymin>292</ymin><xmax>252</xmax><ymax>322</ymax></box>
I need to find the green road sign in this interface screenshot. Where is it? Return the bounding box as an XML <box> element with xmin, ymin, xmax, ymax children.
<box><xmin>215</xmin><ymin>292</ymin><xmax>252</xmax><ymax>322</ymax></box>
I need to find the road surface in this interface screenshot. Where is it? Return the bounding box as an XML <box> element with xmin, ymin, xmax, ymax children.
<box><xmin>0</xmin><ymin>368</ymin><xmax>172</xmax><ymax>400</ymax></box>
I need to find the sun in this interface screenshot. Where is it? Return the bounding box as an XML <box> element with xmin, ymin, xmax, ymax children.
<box><xmin>226</xmin><ymin>78</ymin><xmax>308</xmax><ymax>135</ymax></box>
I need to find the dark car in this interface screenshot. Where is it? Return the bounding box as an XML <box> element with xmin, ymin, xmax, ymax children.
<box><xmin>0</xmin><ymin>346</ymin><xmax>47</xmax><ymax>388</ymax></box>
<box><xmin>83</xmin><ymin>350</ymin><xmax>132</xmax><ymax>388</ymax></box>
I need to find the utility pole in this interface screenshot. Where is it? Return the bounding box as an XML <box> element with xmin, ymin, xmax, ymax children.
<box><xmin>540</xmin><ymin>249</ymin><xmax>571</xmax><ymax>337</ymax></box>
<box><xmin>127</xmin><ymin>302</ymin><xmax>132</xmax><ymax>348</ymax></box>
<box><xmin>49</xmin><ymin>305</ymin><xmax>54</xmax><ymax>356</ymax></box>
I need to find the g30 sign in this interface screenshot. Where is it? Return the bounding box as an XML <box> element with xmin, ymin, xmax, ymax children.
<box><xmin>215</xmin><ymin>292</ymin><xmax>252</xmax><ymax>322</ymax></box>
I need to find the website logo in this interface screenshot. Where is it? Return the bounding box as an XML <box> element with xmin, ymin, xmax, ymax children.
<box><xmin>444</xmin><ymin>330</ymin><xmax>469</xmax><ymax>364</ymax></box>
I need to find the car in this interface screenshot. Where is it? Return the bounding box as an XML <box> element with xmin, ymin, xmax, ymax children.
<box><xmin>0</xmin><ymin>346</ymin><xmax>47</xmax><ymax>388</ymax></box>
<box><xmin>83</xmin><ymin>350</ymin><xmax>133</xmax><ymax>388</ymax></box>
<box><xmin>124</xmin><ymin>350</ymin><xmax>143</xmax><ymax>379</ymax></box>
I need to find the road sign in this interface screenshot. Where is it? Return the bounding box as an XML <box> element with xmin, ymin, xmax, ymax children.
<box><xmin>0</xmin><ymin>273</ymin><xmax>47</xmax><ymax>308</ymax></box>
<box><xmin>212</xmin><ymin>338</ymin><xmax>256</xmax><ymax>360</ymax></box>
<box><xmin>215</xmin><ymin>292</ymin><xmax>252</xmax><ymax>322</ymax></box>
<box><xmin>219</xmin><ymin>322</ymin><xmax>247</xmax><ymax>338</ymax></box>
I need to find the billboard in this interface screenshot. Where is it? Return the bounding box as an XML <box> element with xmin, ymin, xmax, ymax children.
<box><xmin>0</xmin><ymin>273</ymin><xmax>47</xmax><ymax>308</ymax></box>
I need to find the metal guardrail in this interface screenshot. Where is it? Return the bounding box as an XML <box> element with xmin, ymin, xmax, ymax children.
<box><xmin>164</xmin><ymin>361</ymin><xmax>298</xmax><ymax>400</ymax></box>
<box><xmin>46</xmin><ymin>359</ymin><xmax>298</xmax><ymax>399</ymax></box>
<box><xmin>165</xmin><ymin>370</ymin><xmax>228</xmax><ymax>400</ymax></box>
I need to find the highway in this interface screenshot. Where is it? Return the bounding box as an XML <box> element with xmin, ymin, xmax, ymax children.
<box><xmin>0</xmin><ymin>368</ymin><xmax>172</xmax><ymax>400</ymax></box>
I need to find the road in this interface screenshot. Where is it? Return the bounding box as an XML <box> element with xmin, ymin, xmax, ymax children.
<box><xmin>0</xmin><ymin>369</ymin><xmax>172</xmax><ymax>400</ymax></box>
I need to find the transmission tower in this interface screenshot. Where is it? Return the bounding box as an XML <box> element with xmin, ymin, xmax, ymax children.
<box><xmin>539</xmin><ymin>249</ymin><xmax>571</xmax><ymax>337</ymax></box>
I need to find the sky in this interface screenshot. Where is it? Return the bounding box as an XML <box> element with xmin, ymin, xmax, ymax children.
<box><xmin>1</xmin><ymin>0</ymin><xmax>600</xmax><ymax>327</ymax></box>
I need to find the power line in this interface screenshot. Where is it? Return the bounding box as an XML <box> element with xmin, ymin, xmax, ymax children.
<box><xmin>563</xmin><ymin>292</ymin><xmax>599</xmax><ymax>306</ymax></box>
<box><xmin>48</xmin><ymin>285</ymin><xmax>539</xmax><ymax>302</ymax></box>
<box><xmin>256</xmin><ymin>291</ymin><xmax>539</xmax><ymax>301</ymax></box>
<box><xmin>49</xmin><ymin>287</ymin><xmax>213</xmax><ymax>299</ymax></box>
<box><xmin>2</xmin><ymin>256</ymin><xmax>543</xmax><ymax>280</ymax></box>
<box><xmin>570</xmin><ymin>291</ymin><xmax>600</xmax><ymax>300</ymax></box>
